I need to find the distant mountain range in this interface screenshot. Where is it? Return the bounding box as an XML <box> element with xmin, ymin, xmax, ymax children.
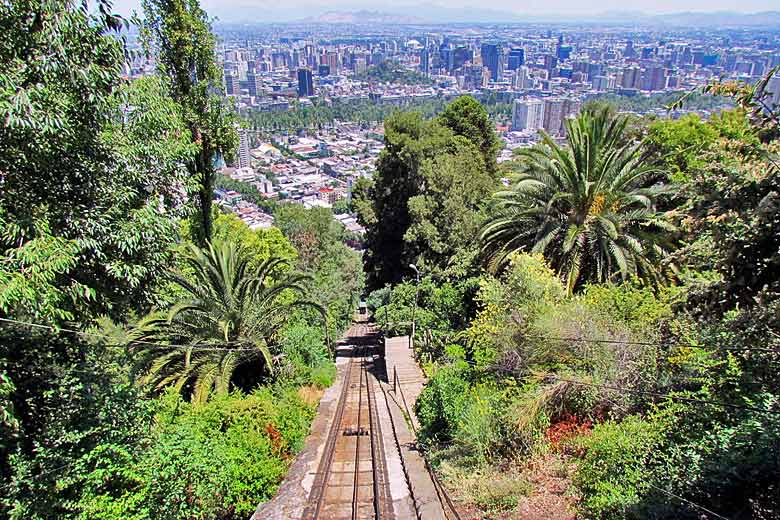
<box><xmin>294</xmin><ymin>6</ymin><xmax>780</xmax><ymax>26</ymax></box>
<box><xmin>302</xmin><ymin>10</ymin><xmax>426</xmax><ymax>24</ymax></box>
<box><xmin>208</xmin><ymin>4</ymin><xmax>780</xmax><ymax>27</ymax></box>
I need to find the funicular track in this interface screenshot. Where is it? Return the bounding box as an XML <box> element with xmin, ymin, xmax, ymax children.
<box><xmin>302</xmin><ymin>321</ymin><xmax>393</xmax><ymax>520</ymax></box>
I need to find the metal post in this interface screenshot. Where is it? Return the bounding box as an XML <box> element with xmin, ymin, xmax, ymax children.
<box><xmin>409</xmin><ymin>264</ymin><xmax>420</xmax><ymax>352</ymax></box>
<box><xmin>393</xmin><ymin>365</ymin><xmax>397</xmax><ymax>393</ymax></box>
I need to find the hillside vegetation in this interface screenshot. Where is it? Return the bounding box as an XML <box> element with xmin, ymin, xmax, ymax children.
<box><xmin>0</xmin><ymin>2</ymin><xmax>362</xmax><ymax>519</ymax></box>
<box><xmin>359</xmin><ymin>76</ymin><xmax>780</xmax><ymax>518</ymax></box>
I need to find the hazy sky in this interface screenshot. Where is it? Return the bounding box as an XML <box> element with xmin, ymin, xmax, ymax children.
<box><xmin>112</xmin><ymin>0</ymin><xmax>780</xmax><ymax>21</ymax></box>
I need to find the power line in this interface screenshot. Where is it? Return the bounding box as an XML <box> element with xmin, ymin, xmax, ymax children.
<box><xmin>647</xmin><ymin>483</ymin><xmax>731</xmax><ymax>520</ymax></box>
<box><xmin>517</xmin><ymin>333</ymin><xmax>780</xmax><ymax>354</ymax></box>
<box><xmin>545</xmin><ymin>375</ymin><xmax>780</xmax><ymax>416</ymax></box>
<box><xmin>0</xmin><ymin>461</ymin><xmax>79</xmax><ymax>492</ymax></box>
<box><xmin>0</xmin><ymin>317</ymin><xmax>261</xmax><ymax>352</ymax></box>
<box><xmin>438</xmin><ymin>355</ymin><xmax>778</xmax><ymax>414</ymax></box>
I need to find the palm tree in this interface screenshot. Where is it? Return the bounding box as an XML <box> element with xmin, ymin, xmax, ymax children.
<box><xmin>480</xmin><ymin>106</ymin><xmax>675</xmax><ymax>292</ymax></box>
<box><xmin>129</xmin><ymin>240</ymin><xmax>323</xmax><ymax>404</ymax></box>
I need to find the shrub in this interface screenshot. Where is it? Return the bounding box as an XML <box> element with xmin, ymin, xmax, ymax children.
<box><xmin>415</xmin><ymin>360</ymin><xmax>471</xmax><ymax>445</ymax></box>
<box><xmin>579</xmin><ymin>282</ymin><xmax>677</xmax><ymax>337</ymax></box>
<box><xmin>74</xmin><ymin>387</ymin><xmax>317</xmax><ymax>520</ymax></box>
<box><xmin>573</xmin><ymin>412</ymin><xmax>671</xmax><ymax>519</ymax></box>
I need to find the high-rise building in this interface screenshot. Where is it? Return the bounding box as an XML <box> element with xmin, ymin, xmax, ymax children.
<box><xmin>587</xmin><ymin>63</ymin><xmax>604</xmax><ymax>80</ymax></box>
<box><xmin>439</xmin><ymin>43</ymin><xmax>454</xmax><ymax>72</ymax></box>
<box><xmin>354</xmin><ymin>57</ymin><xmax>367</xmax><ymax>75</ymax></box>
<box><xmin>480</xmin><ymin>43</ymin><xmax>503</xmax><ymax>82</ymax></box>
<box><xmin>543</xmin><ymin>54</ymin><xmax>558</xmax><ymax>74</ymax></box>
<box><xmin>624</xmin><ymin>40</ymin><xmax>636</xmax><ymax>59</ymax></box>
<box><xmin>419</xmin><ymin>49</ymin><xmax>430</xmax><ymax>76</ymax></box>
<box><xmin>642</xmin><ymin>65</ymin><xmax>667</xmax><ymax>91</ymax></box>
<box><xmin>512</xmin><ymin>66</ymin><xmax>530</xmax><ymax>89</ymax></box>
<box><xmin>237</xmin><ymin>128</ymin><xmax>250</xmax><ymax>169</ymax></box>
<box><xmin>543</xmin><ymin>98</ymin><xmax>565</xmax><ymax>135</ymax></box>
<box><xmin>464</xmin><ymin>64</ymin><xmax>489</xmax><ymax>90</ymax></box>
<box><xmin>621</xmin><ymin>66</ymin><xmax>642</xmax><ymax>89</ymax></box>
<box><xmin>224</xmin><ymin>71</ymin><xmax>237</xmax><ymax>95</ymax></box>
<box><xmin>297</xmin><ymin>68</ymin><xmax>314</xmax><ymax>97</ymax></box>
<box><xmin>512</xmin><ymin>98</ymin><xmax>544</xmax><ymax>131</ymax></box>
<box><xmin>246</xmin><ymin>72</ymin><xmax>257</xmax><ymax>97</ymax></box>
<box><xmin>321</xmin><ymin>51</ymin><xmax>339</xmax><ymax>72</ymax></box>
<box><xmin>507</xmin><ymin>48</ymin><xmax>525</xmax><ymax>71</ymax></box>
<box><xmin>453</xmin><ymin>46</ymin><xmax>472</xmax><ymax>71</ymax></box>
<box><xmin>592</xmin><ymin>75</ymin><xmax>616</xmax><ymax>91</ymax></box>
<box><xmin>556</xmin><ymin>36</ymin><xmax>572</xmax><ymax>61</ymax></box>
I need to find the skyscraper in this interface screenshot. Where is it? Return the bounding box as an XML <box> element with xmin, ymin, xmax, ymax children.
<box><xmin>512</xmin><ymin>98</ymin><xmax>544</xmax><ymax>131</ymax></box>
<box><xmin>297</xmin><ymin>68</ymin><xmax>314</xmax><ymax>97</ymax></box>
<box><xmin>507</xmin><ymin>48</ymin><xmax>525</xmax><ymax>71</ymax></box>
<box><xmin>246</xmin><ymin>71</ymin><xmax>257</xmax><ymax>97</ymax></box>
<box><xmin>480</xmin><ymin>43</ymin><xmax>503</xmax><ymax>82</ymax></box>
<box><xmin>624</xmin><ymin>40</ymin><xmax>636</xmax><ymax>59</ymax></box>
<box><xmin>556</xmin><ymin>36</ymin><xmax>572</xmax><ymax>61</ymax></box>
<box><xmin>512</xmin><ymin>66</ymin><xmax>530</xmax><ymax>89</ymax></box>
<box><xmin>237</xmin><ymin>128</ymin><xmax>250</xmax><ymax>169</ymax></box>
<box><xmin>543</xmin><ymin>98</ymin><xmax>565</xmax><ymax>135</ymax></box>
<box><xmin>642</xmin><ymin>65</ymin><xmax>667</xmax><ymax>91</ymax></box>
<box><xmin>419</xmin><ymin>49</ymin><xmax>430</xmax><ymax>76</ymax></box>
<box><xmin>621</xmin><ymin>66</ymin><xmax>641</xmax><ymax>89</ymax></box>
<box><xmin>224</xmin><ymin>71</ymin><xmax>237</xmax><ymax>95</ymax></box>
<box><xmin>464</xmin><ymin>64</ymin><xmax>489</xmax><ymax>90</ymax></box>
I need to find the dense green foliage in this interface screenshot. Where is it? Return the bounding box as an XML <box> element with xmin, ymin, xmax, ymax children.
<box><xmin>363</xmin><ymin>72</ymin><xmax>780</xmax><ymax>518</ymax></box>
<box><xmin>247</xmin><ymin>97</ymin><xmax>450</xmax><ymax>134</ymax></box>
<box><xmin>129</xmin><ymin>240</ymin><xmax>322</xmax><ymax>404</ymax></box>
<box><xmin>1</xmin><ymin>1</ymin><xmax>778</xmax><ymax>518</ymax></box>
<box><xmin>140</xmin><ymin>0</ymin><xmax>238</xmax><ymax>244</ymax></box>
<box><xmin>272</xmin><ymin>204</ymin><xmax>365</xmax><ymax>340</ymax></box>
<box><xmin>355</xmin><ymin>60</ymin><xmax>434</xmax><ymax>85</ymax></box>
<box><xmin>360</xmin><ymin>96</ymin><xmax>499</xmax><ymax>288</ymax></box>
<box><xmin>0</xmin><ymin>2</ymin><xmax>361</xmax><ymax>519</ymax></box>
<box><xmin>481</xmin><ymin>107</ymin><xmax>675</xmax><ymax>291</ymax></box>
<box><xmin>245</xmin><ymin>91</ymin><xmax>731</xmax><ymax>136</ymax></box>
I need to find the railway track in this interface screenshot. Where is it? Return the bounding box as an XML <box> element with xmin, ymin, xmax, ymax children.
<box><xmin>300</xmin><ymin>318</ymin><xmax>463</xmax><ymax>520</ymax></box>
<box><xmin>302</xmin><ymin>321</ymin><xmax>393</xmax><ymax>520</ymax></box>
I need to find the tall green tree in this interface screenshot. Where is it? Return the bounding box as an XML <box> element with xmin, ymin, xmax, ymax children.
<box><xmin>437</xmin><ymin>95</ymin><xmax>502</xmax><ymax>174</ymax></box>
<box><xmin>140</xmin><ymin>0</ymin><xmax>238</xmax><ymax>245</ymax></box>
<box><xmin>363</xmin><ymin>101</ymin><xmax>498</xmax><ymax>289</ymax></box>
<box><xmin>363</xmin><ymin>112</ymin><xmax>449</xmax><ymax>287</ymax></box>
<box><xmin>1</xmin><ymin>2</ymin><xmax>199</xmax><ymax>515</ymax></box>
<box><xmin>405</xmin><ymin>137</ymin><xmax>497</xmax><ymax>270</ymax></box>
<box><xmin>130</xmin><ymin>240</ymin><xmax>320</xmax><ymax>404</ymax></box>
<box><xmin>481</xmin><ymin>106</ymin><xmax>675</xmax><ymax>292</ymax></box>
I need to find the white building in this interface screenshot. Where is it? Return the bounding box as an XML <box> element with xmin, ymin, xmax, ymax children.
<box><xmin>237</xmin><ymin>128</ymin><xmax>251</xmax><ymax>169</ymax></box>
<box><xmin>512</xmin><ymin>98</ymin><xmax>545</xmax><ymax>132</ymax></box>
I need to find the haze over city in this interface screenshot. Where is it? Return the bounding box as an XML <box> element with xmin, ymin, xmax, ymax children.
<box><xmin>111</xmin><ymin>0</ymin><xmax>780</xmax><ymax>22</ymax></box>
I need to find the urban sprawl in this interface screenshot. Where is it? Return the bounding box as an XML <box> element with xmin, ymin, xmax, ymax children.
<box><xmin>127</xmin><ymin>21</ymin><xmax>780</xmax><ymax>235</ymax></box>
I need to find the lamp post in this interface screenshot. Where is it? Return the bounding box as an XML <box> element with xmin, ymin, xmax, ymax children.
<box><xmin>409</xmin><ymin>264</ymin><xmax>421</xmax><ymax>351</ymax></box>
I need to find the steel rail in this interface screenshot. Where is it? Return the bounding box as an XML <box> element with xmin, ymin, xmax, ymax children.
<box><xmin>351</xmin><ymin>346</ymin><xmax>365</xmax><ymax>520</ymax></box>
<box><xmin>302</xmin><ymin>333</ymin><xmax>357</xmax><ymax>519</ymax></box>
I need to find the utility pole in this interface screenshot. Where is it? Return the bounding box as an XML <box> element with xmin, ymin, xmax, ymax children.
<box><xmin>409</xmin><ymin>264</ymin><xmax>421</xmax><ymax>351</ymax></box>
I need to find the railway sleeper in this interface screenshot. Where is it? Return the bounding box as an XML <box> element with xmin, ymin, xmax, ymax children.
<box><xmin>342</xmin><ymin>426</ymin><xmax>370</xmax><ymax>436</ymax></box>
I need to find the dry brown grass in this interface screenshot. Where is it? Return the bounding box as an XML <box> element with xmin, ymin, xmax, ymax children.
<box><xmin>297</xmin><ymin>384</ymin><xmax>324</xmax><ymax>407</ymax></box>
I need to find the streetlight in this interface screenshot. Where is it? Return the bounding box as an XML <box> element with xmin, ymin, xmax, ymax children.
<box><xmin>409</xmin><ymin>264</ymin><xmax>421</xmax><ymax>351</ymax></box>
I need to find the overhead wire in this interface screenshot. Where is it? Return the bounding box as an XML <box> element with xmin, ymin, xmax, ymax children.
<box><xmin>0</xmin><ymin>316</ymin><xmax>262</xmax><ymax>352</ymax></box>
<box><xmin>646</xmin><ymin>483</ymin><xmax>731</xmax><ymax>520</ymax></box>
